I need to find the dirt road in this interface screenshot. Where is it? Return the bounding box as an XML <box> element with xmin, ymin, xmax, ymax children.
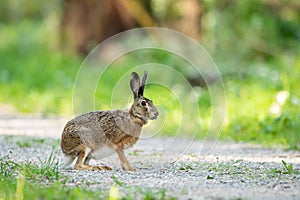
<box><xmin>0</xmin><ymin>117</ymin><xmax>299</xmax><ymax>199</ymax></box>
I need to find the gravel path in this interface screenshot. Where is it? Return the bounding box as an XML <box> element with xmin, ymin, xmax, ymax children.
<box><xmin>0</xmin><ymin>117</ymin><xmax>299</xmax><ymax>199</ymax></box>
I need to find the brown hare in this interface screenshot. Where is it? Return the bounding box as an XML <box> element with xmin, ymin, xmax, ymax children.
<box><xmin>60</xmin><ymin>71</ymin><xmax>159</xmax><ymax>171</ymax></box>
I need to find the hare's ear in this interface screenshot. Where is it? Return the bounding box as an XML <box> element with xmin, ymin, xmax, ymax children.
<box><xmin>138</xmin><ymin>71</ymin><xmax>148</xmax><ymax>97</ymax></box>
<box><xmin>130</xmin><ymin>72</ymin><xmax>140</xmax><ymax>99</ymax></box>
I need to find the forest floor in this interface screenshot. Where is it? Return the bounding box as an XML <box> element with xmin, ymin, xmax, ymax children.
<box><xmin>0</xmin><ymin>116</ymin><xmax>299</xmax><ymax>200</ymax></box>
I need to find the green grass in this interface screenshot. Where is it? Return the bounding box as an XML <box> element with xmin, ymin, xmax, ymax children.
<box><xmin>280</xmin><ymin>160</ymin><xmax>300</xmax><ymax>175</ymax></box>
<box><xmin>0</xmin><ymin>18</ymin><xmax>300</xmax><ymax>149</ymax></box>
<box><xmin>222</xmin><ymin>67</ymin><xmax>300</xmax><ymax>149</ymax></box>
<box><xmin>0</xmin><ymin>152</ymin><xmax>175</xmax><ymax>200</ymax></box>
<box><xmin>0</xmin><ymin>20</ymin><xmax>80</xmax><ymax>115</ymax></box>
<box><xmin>110</xmin><ymin>175</ymin><xmax>172</xmax><ymax>200</ymax></box>
<box><xmin>3</xmin><ymin>135</ymin><xmax>58</xmax><ymax>148</ymax></box>
<box><xmin>176</xmin><ymin>159</ymin><xmax>300</xmax><ymax>182</ymax></box>
<box><xmin>0</xmin><ymin>174</ymin><xmax>106</xmax><ymax>200</ymax></box>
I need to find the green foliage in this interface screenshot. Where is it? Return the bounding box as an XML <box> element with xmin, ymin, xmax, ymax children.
<box><xmin>0</xmin><ymin>153</ymin><xmax>174</xmax><ymax>200</ymax></box>
<box><xmin>16</xmin><ymin>138</ymin><xmax>45</xmax><ymax>148</ymax></box>
<box><xmin>202</xmin><ymin>0</ymin><xmax>300</xmax><ymax>72</ymax></box>
<box><xmin>29</xmin><ymin>150</ymin><xmax>60</xmax><ymax>181</ymax></box>
<box><xmin>0</xmin><ymin>157</ymin><xmax>21</xmax><ymax>177</ymax></box>
<box><xmin>269</xmin><ymin>160</ymin><xmax>300</xmax><ymax>176</ymax></box>
<box><xmin>206</xmin><ymin>175</ymin><xmax>214</xmax><ymax>180</ymax></box>
<box><xmin>110</xmin><ymin>175</ymin><xmax>170</xmax><ymax>200</ymax></box>
<box><xmin>4</xmin><ymin>135</ymin><xmax>57</xmax><ymax>148</ymax></box>
<box><xmin>178</xmin><ymin>164</ymin><xmax>194</xmax><ymax>171</ymax></box>
<box><xmin>0</xmin><ymin>0</ymin><xmax>299</xmax><ymax>149</ymax></box>
<box><xmin>281</xmin><ymin>160</ymin><xmax>299</xmax><ymax>175</ymax></box>
<box><xmin>0</xmin><ymin>0</ymin><xmax>61</xmax><ymax>23</ymax></box>
<box><xmin>0</xmin><ymin>174</ymin><xmax>106</xmax><ymax>200</ymax></box>
<box><xmin>0</xmin><ymin>149</ymin><xmax>59</xmax><ymax>181</ymax></box>
<box><xmin>16</xmin><ymin>140</ymin><xmax>32</xmax><ymax>148</ymax></box>
<box><xmin>112</xmin><ymin>175</ymin><xmax>126</xmax><ymax>187</ymax></box>
<box><xmin>0</xmin><ymin>20</ymin><xmax>80</xmax><ymax>115</ymax></box>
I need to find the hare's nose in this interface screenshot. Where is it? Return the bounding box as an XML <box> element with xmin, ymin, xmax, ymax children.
<box><xmin>154</xmin><ymin>111</ymin><xmax>159</xmax><ymax>117</ymax></box>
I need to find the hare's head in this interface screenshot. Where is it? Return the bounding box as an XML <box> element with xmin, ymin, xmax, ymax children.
<box><xmin>129</xmin><ymin>71</ymin><xmax>159</xmax><ymax>123</ymax></box>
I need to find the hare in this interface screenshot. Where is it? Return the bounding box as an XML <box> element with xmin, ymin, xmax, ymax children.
<box><xmin>60</xmin><ymin>71</ymin><xmax>159</xmax><ymax>171</ymax></box>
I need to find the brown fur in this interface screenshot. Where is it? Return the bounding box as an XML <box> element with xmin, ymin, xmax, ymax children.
<box><xmin>60</xmin><ymin>71</ymin><xmax>158</xmax><ymax>171</ymax></box>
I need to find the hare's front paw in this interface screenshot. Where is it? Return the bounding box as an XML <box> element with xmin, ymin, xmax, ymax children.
<box><xmin>128</xmin><ymin>168</ymin><xmax>136</xmax><ymax>171</ymax></box>
<box><xmin>124</xmin><ymin>166</ymin><xmax>136</xmax><ymax>171</ymax></box>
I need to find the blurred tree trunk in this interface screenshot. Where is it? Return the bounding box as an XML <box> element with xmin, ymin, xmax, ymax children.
<box><xmin>170</xmin><ymin>0</ymin><xmax>202</xmax><ymax>41</ymax></box>
<box><xmin>61</xmin><ymin>0</ymin><xmax>136</xmax><ymax>55</ymax></box>
<box><xmin>60</xmin><ymin>0</ymin><xmax>202</xmax><ymax>56</ymax></box>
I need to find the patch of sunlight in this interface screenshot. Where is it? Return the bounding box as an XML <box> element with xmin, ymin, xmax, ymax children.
<box><xmin>269</xmin><ymin>90</ymin><xmax>289</xmax><ymax>116</ymax></box>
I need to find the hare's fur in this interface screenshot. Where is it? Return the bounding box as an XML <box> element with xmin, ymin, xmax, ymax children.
<box><xmin>60</xmin><ymin>71</ymin><xmax>158</xmax><ymax>171</ymax></box>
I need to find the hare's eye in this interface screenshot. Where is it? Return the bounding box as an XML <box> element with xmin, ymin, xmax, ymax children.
<box><xmin>141</xmin><ymin>101</ymin><xmax>147</xmax><ymax>106</ymax></box>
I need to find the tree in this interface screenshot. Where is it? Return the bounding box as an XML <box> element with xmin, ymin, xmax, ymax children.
<box><xmin>60</xmin><ymin>0</ymin><xmax>202</xmax><ymax>55</ymax></box>
<box><xmin>61</xmin><ymin>0</ymin><xmax>136</xmax><ymax>55</ymax></box>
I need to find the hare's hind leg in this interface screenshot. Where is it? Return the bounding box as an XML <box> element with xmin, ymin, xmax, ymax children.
<box><xmin>74</xmin><ymin>145</ymin><xmax>112</xmax><ymax>170</ymax></box>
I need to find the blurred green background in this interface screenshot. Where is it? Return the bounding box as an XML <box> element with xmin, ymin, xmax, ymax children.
<box><xmin>0</xmin><ymin>0</ymin><xmax>299</xmax><ymax>148</ymax></box>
